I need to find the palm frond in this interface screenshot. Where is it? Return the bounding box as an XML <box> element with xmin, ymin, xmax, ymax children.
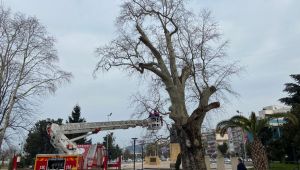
<box><xmin>216</xmin><ymin>112</ymin><xmax>262</xmax><ymax>139</ymax></box>
<box><xmin>216</xmin><ymin>118</ymin><xmax>251</xmax><ymax>136</ymax></box>
<box><xmin>256</xmin><ymin>119</ymin><xmax>269</xmax><ymax>133</ymax></box>
<box><xmin>230</xmin><ymin>115</ymin><xmax>250</xmax><ymax>124</ymax></box>
<box><xmin>216</xmin><ymin>120</ymin><xmax>231</xmax><ymax>132</ymax></box>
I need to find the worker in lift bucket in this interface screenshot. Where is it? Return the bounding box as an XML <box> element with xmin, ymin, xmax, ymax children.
<box><xmin>154</xmin><ymin>110</ymin><xmax>159</xmax><ymax>116</ymax></box>
<box><xmin>153</xmin><ymin>110</ymin><xmax>163</xmax><ymax>125</ymax></box>
<box><xmin>148</xmin><ymin>110</ymin><xmax>159</xmax><ymax>120</ymax></box>
<box><xmin>148</xmin><ymin>109</ymin><xmax>159</xmax><ymax>118</ymax></box>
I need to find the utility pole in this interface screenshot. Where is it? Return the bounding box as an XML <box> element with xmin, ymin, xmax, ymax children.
<box><xmin>132</xmin><ymin>138</ymin><xmax>137</xmax><ymax>170</ymax></box>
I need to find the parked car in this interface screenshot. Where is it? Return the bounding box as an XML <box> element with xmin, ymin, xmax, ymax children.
<box><xmin>160</xmin><ymin>157</ymin><xmax>167</xmax><ymax>161</ymax></box>
<box><xmin>210</xmin><ymin>158</ymin><xmax>216</xmax><ymax>163</ymax></box>
<box><xmin>246</xmin><ymin>158</ymin><xmax>252</xmax><ymax>162</ymax></box>
<box><xmin>224</xmin><ymin>158</ymin><xmax>231</xmax><ymax>164</ymax></box>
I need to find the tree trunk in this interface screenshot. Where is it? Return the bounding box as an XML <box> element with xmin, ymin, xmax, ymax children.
<box><xmin>175</xmin><ymin>153</ymin><xmax>182</xmax><ymax>170</ymax></box>
<box><xmin>176</xmin><ymin>124</ymin><xmax>207</xmax><ymax>170</ymax></box>
<box><xmin>250</xmin><ymin>138</ymin><xmax>268</xmax><ymax>170</ymax></box>
<box><xmin>0</xmin><ymin>96</ymin><xmax>17</xmax><ymax>150</ymax></box>
<box><xmin>0</xmin><ymin>108</ymin><xmax>13</xmax><ymax>149</ymax></box>
<box><xmin>0</xmin><ymin>130</ymin><xmax>5</xmax><ymax>150</ymax></box>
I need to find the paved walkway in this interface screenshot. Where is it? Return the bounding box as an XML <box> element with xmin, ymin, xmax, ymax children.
<box><xmin>121</xmin><ymin>161</ymin><xmax>235</xmax><ymax>170</ymax></box>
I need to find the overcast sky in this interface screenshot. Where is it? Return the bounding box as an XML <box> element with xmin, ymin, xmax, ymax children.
<box><xmin>2</xmin><ymin>0</ymin><xmax>300</xmax><ymax>148</ymax></box>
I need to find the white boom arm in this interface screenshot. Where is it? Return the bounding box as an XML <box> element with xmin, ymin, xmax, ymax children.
<box><xmin>47</xmin><ymin>116</ymin><xmax>162</xmax><ymax>154</ymax></box>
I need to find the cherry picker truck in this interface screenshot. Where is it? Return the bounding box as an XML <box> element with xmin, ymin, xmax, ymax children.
<box><xmin>34</xmin><ymin>113</ymin><xmax>162</xmax><ymax>170</ymax></box>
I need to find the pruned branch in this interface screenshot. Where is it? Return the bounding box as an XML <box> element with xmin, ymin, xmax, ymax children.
<box><xmin>187</xmin><ymin>101</ymin><xmax>220</xmax><ymax>124</ymax></box>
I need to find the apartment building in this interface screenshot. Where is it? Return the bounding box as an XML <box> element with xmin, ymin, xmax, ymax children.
<box><xmin>201</xmin><ymin>129</ymin><xmax>217</xmax><ymax>157</ymax></box>
<box><xmin>258</xmin><ymin>105</ymin><xmax>291</xmax><ymax>139</ymax></box>
<box><xmin>227</xmin><ymin>127</ymin><xmax>244</xmax><ymax>156</ymax></box>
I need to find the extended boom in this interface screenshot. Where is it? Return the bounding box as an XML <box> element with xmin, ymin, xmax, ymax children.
<box><xmin>47</xmin><ymin>115</ymin><xmax>162</xmax><ymax>154</ymax></box>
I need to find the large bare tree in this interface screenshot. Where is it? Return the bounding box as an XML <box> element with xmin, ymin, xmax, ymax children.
<box><xmin>0</xmin><ymin>7</ymin><xmax>72</xmax><ymax>150</ymax></box>
<box><xmin>95</xmin><ymin>1</ymin><xmax>239</xmax><ymax>169</ymax></box>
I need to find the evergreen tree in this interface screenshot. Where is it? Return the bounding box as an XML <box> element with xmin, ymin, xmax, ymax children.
<box><xmin>123</xmin><ymin>148</ymin><xmax>132</xmax><ymax>160</ymax></box>
<box><xmin>217</xmin><ymin>143</ymin><xmax>228</xmax><ymax>157</ymax></box>
<box><xmin>66</xmin><ymin>105</ymin><xmax>90</xmax><ymax>144</ymax></box>
<box><xmin>279</xmin><ymin>74</ymin><xmax>300</xmax><ymax>162</ymax></box>
<box><xmin>24</xmin><ymin>118</ymin><xmax>63</xmax><ymax>165</ymax></box>
<box><xmin>280</xmin><ymin>74</ymin><xmax>300</xmax><ymax>105</ymax></box>
<box><xmin>102</xmin><ymin>133</ymin><xmax>122</xmax><ymax>160</ymax></box>
<box><xmin>67</xmin><ymin>105</ymin><xmax>85</xmax><ymax>123</ymax></box>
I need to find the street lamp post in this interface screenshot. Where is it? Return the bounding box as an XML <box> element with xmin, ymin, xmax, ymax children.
<box><xmin>132</xmin><ymin>138</ymin><xmax>138</xmax><ymax>170</ymax></box>
<box><xmin>106</xmin><ymin>113</ymin><xmax>112</xmax><ymax>160</ymax></box>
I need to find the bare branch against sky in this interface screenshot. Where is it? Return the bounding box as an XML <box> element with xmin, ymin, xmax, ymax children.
<box><xmin>1</xmin><ymin>0</ymin><xmax>299</xmax><ymax>148</ymax></box>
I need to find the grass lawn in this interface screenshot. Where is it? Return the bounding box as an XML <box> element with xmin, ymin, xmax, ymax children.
<box><xmin>247</xmin><ymin>163</ymin><xmax>299</xmax><ymax>170</ymax></box>
<box><xmin>269</xmin><ymin>162</ymin><xmax>299</xmax><ymax>170</ymax></box>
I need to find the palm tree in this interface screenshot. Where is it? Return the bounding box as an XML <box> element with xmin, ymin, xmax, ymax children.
<box><xmin>216</xmin><ymin>112</ymin><xmax>298</xmax><ymax>170</ymax></box>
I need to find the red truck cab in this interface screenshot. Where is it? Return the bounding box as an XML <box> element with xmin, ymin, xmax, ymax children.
<box><xmin>34</xmin><ymin>154</ymin><xmax>83</xmax><ymax>170</ymax></box>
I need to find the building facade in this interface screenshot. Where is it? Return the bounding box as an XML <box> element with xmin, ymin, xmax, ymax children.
<box><xmin>258</xmin><ymin>105</ymin><xmax>291</xmax><ymax>139</ymax></box>
<box><xmin>201</xmin><ymin>128</ymin><xmax>229</xmax><ymax>157</ymax></box>
<box><xmin>201</xmin><ymin>129</ymin><xmax>217</xmax><ymax>157</ymax></box>
<box><xmin>258</xmin><ymin>105</ymin><xmax>290</xmax><ymax>119</ymax></box>
<box><xmin>227</xmin><ymin>127</ymin><xmax>244</xmax><ymax>156</ymax></box>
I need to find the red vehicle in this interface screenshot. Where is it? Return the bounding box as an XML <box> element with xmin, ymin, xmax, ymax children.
<box><xmin>34</xmin><ymin>113</ymin><xmax>162</xmax><ymax>170</ymax></box>
<box><xmin>34</xmin><ymin>154</ymin><xmax>83</xmax><ymax>170</ymax></box>
<box><xmin>34</xmin><ymin>144</ymin><xmax>107</xmax><ymax>170</ymax></box>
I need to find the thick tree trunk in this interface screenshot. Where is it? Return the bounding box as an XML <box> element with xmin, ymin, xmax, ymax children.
<box><xmin>176</xmin><ymin>124</ymin><xmax>207</xmax><ymax>170</ymax></box>
<box><xmin>250</xmin><ymin>138</ymin><xmax>268</xmax><ymax>170</ymax></box>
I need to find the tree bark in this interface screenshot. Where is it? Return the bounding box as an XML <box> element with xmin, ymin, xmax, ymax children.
<box><xmin>176</xmin><ymin>124</ymin><xmax>207</xmax><ymax>170</ymax></box>
<box><xmin>175</xmin><ymin>153</ymin><xmax>182</xmax><ymax>170</ymax></box>
<box><xmin>250</xmin><ymin>138</ymin><xmax>269</xmax><ymax>170</ymax></box>
<box><xmin>0</xmin><ymin>95</ymin><xmax>17</xmax><ymax>149</ymax></box>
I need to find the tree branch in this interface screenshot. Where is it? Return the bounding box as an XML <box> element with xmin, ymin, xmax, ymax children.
<box><xmin>179</xmin><ymin>64</ymin><xmax>192</xmax><ymax>84</ymax></box>
<box><xmin>136</xmin><ymin>24</ymin><xmax>172</xmax><ymax>83</ymax></box>
<box><xmin>187</xmin><ymin>101</ymin><xmax>220</xmax><ymax>124</ymax></box>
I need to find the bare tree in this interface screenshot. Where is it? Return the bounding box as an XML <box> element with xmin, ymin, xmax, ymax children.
<box><xmin>95</xmin><ymin>1</ymin><xmax>239</xmax><ymax>169</ymax></box>
<box><xmin>0</xmin><ymin>7</ymin><xmax>72</xmax><ymax>150</ymax></box>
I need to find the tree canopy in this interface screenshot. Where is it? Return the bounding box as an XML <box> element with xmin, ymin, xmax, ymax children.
<box><xmin>217</xmin><ymin>112</ymin><xmax>297</xmax><ymax>140</ymax></box>
<box><xmin>102</xmin><ymin>133</ymin><xmax>122</xmax><ymax>160</ymax></box>
<box><xmin>94</xmin><ymin>1</ymin><xmax>240</xmax><ymax>169</ymax></box>
<box><xmin>65</xmin><ymin>105</ymin><xmax>90</xmax><ymax>144</ymax></box>
<box><xmin>216</xmin><ymin>112</ymin><xmax>298</xmax><ymax>170</ymax></box>
<box><xmin>0</xmin><ymin>6</ymin><xmax>72</xmax><ymax>149</ymax></box>
<box><xmin>280</xmin><ymin>74</ymin><xmax>300</xmax><ymax>105</ymax></box>
<box><xmin>279</xmin><ymin>74</ymin><xmax>300</xmax><ymax>162</ymax></box>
